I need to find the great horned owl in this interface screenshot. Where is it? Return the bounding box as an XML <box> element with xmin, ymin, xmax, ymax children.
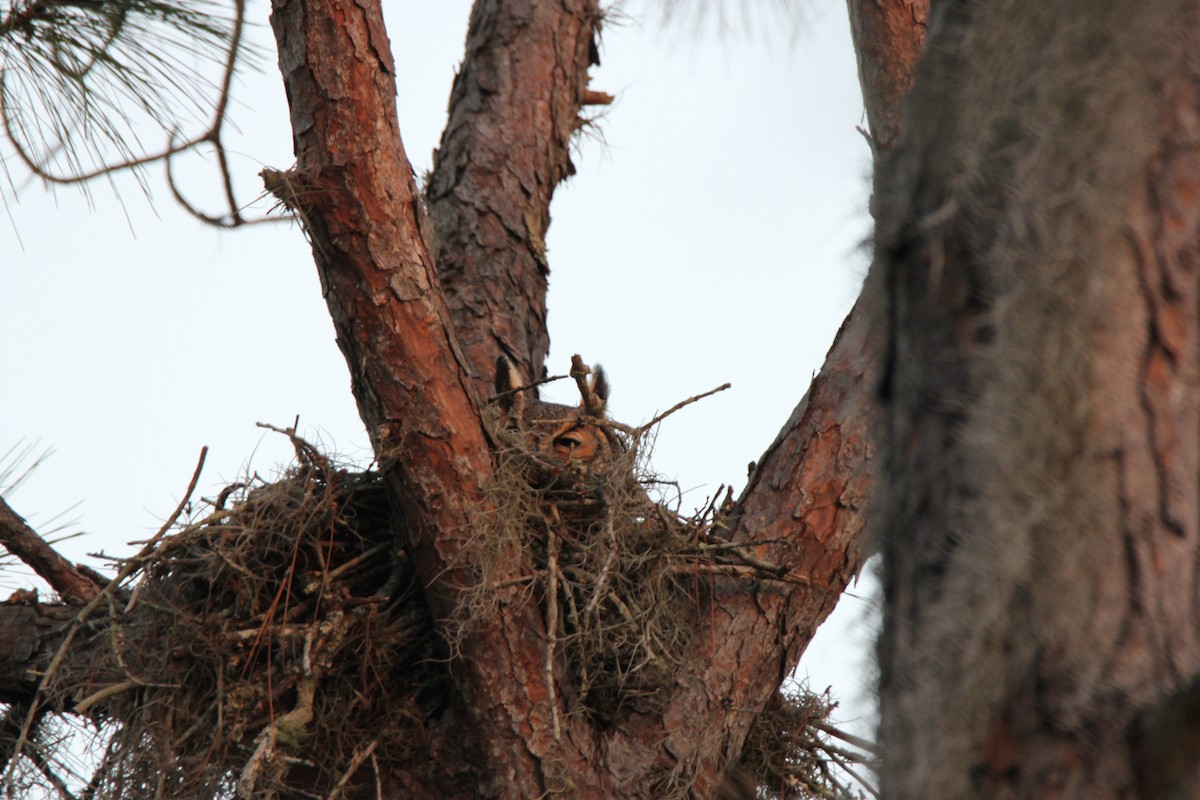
<box><xmin>493</xmin><ymin>356</ymin><xmax>621</xmax><ymax>487</ymax></box>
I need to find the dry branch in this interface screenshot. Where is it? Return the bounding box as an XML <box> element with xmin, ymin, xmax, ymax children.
<box><xmin>0</xmin><ymin>497</ymin><xmax>101</xmax><ymax>603</ymax></box>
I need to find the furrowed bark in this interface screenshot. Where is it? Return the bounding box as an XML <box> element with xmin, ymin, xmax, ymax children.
<box><xmin>616</xmin><ymin>2</ymin><xmax>928</xmax><ymax>791</ymax></box>
<box><xmin>874</xmin><ymin>3</ymin><xmax>1200</xmax><ymax>797</ymax></box>
<box><xmin>268</xmin><ymin>0</ymin><xmax>489</xmax><ymax>596</ymax></box>
<box><xmin>603</xmin><ymin>302</ymin><xmax>880</xmax><ymax>796</ymax></box>
<box><xmin>267</xmin><ymin>1</ymin><xmax>604</xmax><ymax>796</ymax></box>
<box><xmin>0</xmin><ymin>0</ymin><xmax>929</xmax><ymax>796</ymax></box>
<box><xmin>427</xmin><ymin>0</ymin><xmax>603</xmax><ymax>396</ymax></box>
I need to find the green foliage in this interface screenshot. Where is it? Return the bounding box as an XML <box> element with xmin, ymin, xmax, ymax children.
<box><xmin>0</xmin><ymin>0</ymin><xmax>240</xmax><ymax>185</ymax></box>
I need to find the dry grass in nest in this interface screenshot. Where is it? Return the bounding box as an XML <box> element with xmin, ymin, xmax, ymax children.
<box><xmin>462</xmin><ymin>401</ymin><xmax>876</xmax><ymax>797</ymax></box>
<box><xmin>52</xmin><ymin>436</ymin><xmax>445</xmax><ymax>800</ymax></box>
<box><xmin>739</xmin><ymin>687</ymin><xmax>878</xmax><ymax>800</ymax></box>
<box><xmin>462</xmin><ymin>409</ymin><xmax>799</xmax><ymax>727</ymax></box>
<box><xmin>459</xmin><ymin>418</ymin><xmax>702</xmax><ymax>720</ymax></box>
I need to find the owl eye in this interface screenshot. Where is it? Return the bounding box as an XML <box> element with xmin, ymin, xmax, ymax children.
<box><xmin>554</xmin><ymin>432</ymin><xmax>585</xmax><ymax>454</ymax></box>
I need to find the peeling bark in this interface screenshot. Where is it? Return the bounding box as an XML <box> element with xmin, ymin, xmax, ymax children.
<box><xmin>267</xmin><ymin>0</ymin><xmax>602</xmax><ymax>795</ymax></box>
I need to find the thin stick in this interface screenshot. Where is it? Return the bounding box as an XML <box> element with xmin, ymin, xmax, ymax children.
<box><xmin>637</xmin><ymin>383</ymin><xmax>731</xmax><ymax>433</ymax></box>
<box><xmin>664</xmin><ymin>563</ymin><xmax>821</xmax><ymax>587</ymax></box>
<box><xmin>325</xmin><ymin>542</ymin><xmax>390</xmax><ymax>582</ymax></box>
<box><xmin>324</xmin><ymin>739</ymin><xmax>378</xmax><ymax>800</ymax></box>
<box><xmin>72</xmin><ymin>681</ymin><xmax>138</xmax><ymax>715</ymax></box>
<box><xmin>583</xmin><ymin>508</ymin><xmax>618</xmax><ymax>617</ymax></box>
<box><xmin>812</xmin><ymin>719</ymin><xmax>881</xmax><ymax>755</ymax></box>
<box><xmin>545</xmin><ymin>505</ymin><xmax>562</xmax><ymax>741</ymax></box>
<box><xmin>486</xmin><ymin>372</ymin><xmax>569</xmax><ymax>405</ymax></box>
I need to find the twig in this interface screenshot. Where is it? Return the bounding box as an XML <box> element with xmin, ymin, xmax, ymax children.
<box><xmin>637</xmin><ymin>383</ymin><xmax>732</xmax><ymax>434</ymax></box>
<box><xmin>256</xmin><ymin>421</ymin><xmax>327</xmax><ymax>470</ymax></box>
<box><xmin>20</xmin><ymin>738</ymin><xmax>77</xmax><ymax>800</ymax></box>
<box><xmin>486</xmin><ymin>372</ymin><xmax>569</xmax><ymax>405</ymax></box>
<box><xmin>72</xmin><ymin>680</ymin><xmax>138</xmax><ymax>715</ymax></box>
<box><xmin>838</xmin><ymin>761</ymin><xmax>879</xmax><ymax>798</ymax></box>
<box><xmin>238</xmin><ymin>620</ymin><xmax>327</xmax><ymax>799</ymax></box>
<box><xmin>812</xmin><ymin>720</ymin><xmax>881</xmax><ymax>755</ymax></box>
<box><xmin>569</xmin><ymin>354</ymin><xmax>606</xmax><ymax>416</ymax></box>
<box><xmin>545</xmin><ymin>506</ymin><xmax>562</xmax><ymax>741</ymax></box>
<box><xmin>324</xmin><ymin>739</ymin><xmax>378</xmax><ymax>800</ymax></box>
<box><xmin>325</xmin><ymin>542</ymin><xmax>390</xmax><ymax>582</ymax></box>
<box><xmin>689</xmin><ymin>539</ymin><xmax>788</xmax><ymax>552</ymax></box>
<box><xmin>664</xmin><ymin>563</ymin><xmax>818</xmax><ymax>586</ymax></box>
<box><xmin>711</xmin><ymin>542</ymin><xmax>788</xmax><ymax>577</ymax></box>
<box><xmin>370</xmin><ymin>751</ymin><xmax>383</xmax><ymax>800</ymax></box>
<box><xmin>582</xmin><ymin>508</ymin><xmax>618</xmax><ymax>617</ymax></box>
<box><xmin>1</xmin><ymin>0</ymin><xmax>270</xmax><ymax>228</ymax></box>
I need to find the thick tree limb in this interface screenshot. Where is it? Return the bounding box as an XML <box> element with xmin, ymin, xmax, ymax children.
<box><xmin>0</xmin><ymin>1</ymin><xmax>937</xmax><ymax>797</ymax></box>
<box><xmin>612</xmin><ymin>2</ymin><xmax>929</xmax><ymax>790</ymax></box>
<box><xmin>874</xmin><ymin>3</ymin><xmax>1200</xmax><ymax>797</ymax></box>
<box><xmin>264</xmin><ymin>0</ymin><xmax>930</xmax><ymax>795</ymax></box>
<box><xmin>612</xmin><ymin>293</ymin><xmax>882</xmax><ymax>795</ymax></box>
<box><xmin>427</xmin><ymin>0</ymin><xmax>604</xmax><ymax>397</ymax></box>
<box><xmin>846</xmin><ymin>0</ymin><xmax>930</xmax><ymax>153</ymax></box>
<box><xmin>0</xmin><ymin>498</ymin><xmax>100</xmax><ymax>604</ymax></box>
<box><xmin>267</xmin><ymin>1</ymin><xmax>607</xmax><ymax>796</ymax></box>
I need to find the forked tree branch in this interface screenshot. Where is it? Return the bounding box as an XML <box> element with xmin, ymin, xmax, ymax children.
<box><xmin>263</xmin><ymin>0</ymin><xmax>931</xmax><ymax>795</ymax></box>
<box><xmin>0</xmin><ymin>1</ymin><xmax>931</xmax><ymax>797</ymax></box>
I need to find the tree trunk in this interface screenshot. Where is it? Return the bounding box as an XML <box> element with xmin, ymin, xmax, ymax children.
<box><xmin>874</xmin><ymin>1</ymin><xmax>1200</xmax><ymax>797</ymax></box>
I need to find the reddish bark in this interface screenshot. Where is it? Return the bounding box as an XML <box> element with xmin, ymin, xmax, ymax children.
<box><xmin>0</xmin><ymin>499</ymin><xmax>100</xmax><ymax>604</ymax></box>
<box><xmin>624</xmin><ymin>300</ymin><xmax>881</xmax><ymax>796</ymax></box>
<box><xmin>846</xmin><ymin>0</ymin><xmax>929</xmax><ymax>153</ymax></box>
<box><xmin>263</xmin><ymin>0</ymin><xmax>900</xmax><ymax>789</ymax></box>
<box><xmin>267</xmin><ymin>0</ymin><xmax>607</xmax><ymax>795</ymax></box>
<box><xmin>427</xmin><ymin>0</ymin><xmax>604</xmax><ymax>397</ymax></box>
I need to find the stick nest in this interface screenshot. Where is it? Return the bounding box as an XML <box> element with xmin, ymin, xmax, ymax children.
<box><xmin>23</xmin><ymin>418</ymin><xmax>871</xmax><ymax>799</ymax></box>
<box><xmin>49</xmin><ymin>441</ymin><xmax>442</xmax><ymax>799</ymax></box>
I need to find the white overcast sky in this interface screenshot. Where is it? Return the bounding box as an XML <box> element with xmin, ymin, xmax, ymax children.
<box><xmin>2</xmin><ymin>0</ymin><xmax>878</xmax><ymax>735</ymax></box>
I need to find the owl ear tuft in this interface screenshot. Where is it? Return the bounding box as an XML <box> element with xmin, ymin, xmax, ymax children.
<box><xmin>589</xmin><ymin>366</ymin><xmax>609</xmax><ymax>413</ymax></box>
<box><xmin>494</xmin><ymin>355</ymin><xmax>526</xmax><ymax>416</ymax></box>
